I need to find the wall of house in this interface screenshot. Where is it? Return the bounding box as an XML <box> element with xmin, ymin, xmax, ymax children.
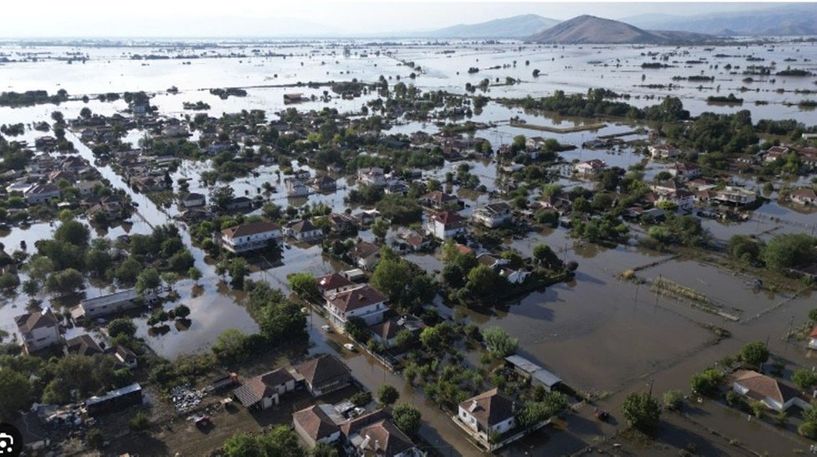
<box><xmin>24</xmin><ymin>325</ymin><xmax>61</xmax><ymax>351</ymax></box>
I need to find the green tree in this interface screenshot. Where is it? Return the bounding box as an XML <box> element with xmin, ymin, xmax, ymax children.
<box><xmin>482</xmin><ymin>326</ymin><xmax>518</xmax><ymax>357</ymax></box>
<box><xmin>174</xmin><ymin>304</ymin><xmax>191</xmax><ymax>319</ymax></box>
<box><xmin>516</xmin><ymin>393</ymin><xmax>568</xmax><ymax>429</ymax></box>
<box><xmin>116</xmin><ymin>257</ymin><xmax>142</xmax><ymax>285</ymax></box>
<box><xmin>740</xmin><ymin>341</ymin><xmax>769</xmax><ymax>368</ymax></box>
<box><xmin>135</xmin><ymin>267</ymin><xmax>161</xmax><ymax>296</ymax></box>
<box><xmin>762</xmin><ymin>234</ymin><xmax>817</xmax><ymax>271</ymax></box>
<box><xmin>793</xmin><ymin>369</ymin><xmax>817</xmax><ymax>390</ymax></box>
<box><xmin>728</xmin><ymin>235</ymin><xmax>762</xmax><ymax>264</ymax></box>
<box><xmin>344</xmin><ymin>317</ymin><xmax>370</xmax><ymax>342</ymax></box>
<box><xmin>0</xmin><ymin>368</ymin><xmax>31</xmax><ymax>419</ymax></box>
<box><xmin>212</xmin><ymin>328</ymin><xmax>251</xmax><ymax>364</ymax></box>
<box><xmin>288</xmin><ymin>273</ymin><xmax>319</xmax><ymax>301</ymax></box>
<box><xmin>690</xmin><ymin>368</ymin><xmax>724</xmax><ymax>396</ymax></box>
<box><xmin>377</xmin><ymin>384</ymin><xmax>399</xmax><ymax>405</ymax></box>
<box><xmin>45</xmin><ymin>268</ymin><xmax>84</xmax><ymax>295</ymax></box>
<box><xmin>372</xmin><ymin>218</ymin><xmax>389</xmax><ymax>239</ymax></box>
<box><xmin>392</xmin><ymin>404</ymin><xmax>422</xmax><ymax>436</ymax></box>
<box><xmin>108</xmin><ymin>318</ymin><xmax>137</xmax><ymax>339</ymax></box>
<box><xmin>228</xmin><ymin>258</ymin><xmax>249</xmax><ymax>289</ymax></box>
<box><xmin>54</xmin><ymin>219</ymin><xmax>90</xmax><ymax>246</ymax></box>
<box><xmin>188</xmin><ymin>267</ymin><xmax>202</xmax><ymax>283</ymax></box>
<box><xmin>622</xmin><ymin>392</ymin><xmax>661</xmax><ymax>433</ymax></box>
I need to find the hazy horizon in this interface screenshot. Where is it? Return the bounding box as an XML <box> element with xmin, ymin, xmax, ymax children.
<box><xmin>2</xmin><ymin>1</ymin><xmax>809</xmax><ymax>38</ymax></box>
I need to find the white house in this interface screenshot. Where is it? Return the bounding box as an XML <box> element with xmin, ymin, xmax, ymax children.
<box><xmin>285</xmin><ymin>219</ymin><xmax>324</xmax><ymax>242</ymax></box>
<box><xmin>477</xmin><ymin>253</ymin><xmax>530</xmax><ymax>284</ymax></box>
<box><xmin>15</xmin><ymin>308</ymin><xmax>61</xmax><ymax>354</ymax></box>
<box><xmin>731</xmin><ymin>370</ymin><xmax>810</xmax><ymax>413</ymax></box>
<box><xmin>472</xmin><ymin>202</ymin><xmax>513</xmax><ymax>228</ymax></box>
<box><xmin>357</xmin><ymin>167</ymin><xmax>386</xmax><ymax>187</ymax></box>
<box><xmin>791</xmin><ymin>187</ymin><xmax>817</xmax><ymax>206</ymax></box>
<box><xmin>232</xmin><ymin>368</ymin><xmax>298</xmax><ymax>410</ymax></box>
<box><xmin>221</xmin><ymin>221</ymin><xmax>282</xmax><ymax>254</ymax></box>
<box><xmin>713</xmin><ymin>186</ymin><xmax>757</xmax><ymax>206</ymax></box>
<box><xmin>424</xmin><ymin>211</ymin><xmax>467</xmax><ymax>240</ymax></box>
<box><xmin>284</xmin><ymin>177</ymin><xmax>310</xmax><ymax>197</ymax></box>
<box><xmin>456</xmin><ymin>388</ymin><xmax>516</xmax><ymax>444</ymax></box>
<box><xmin>648</xmin><ymin>144</ymin><xmax>680</xmax><ymax>159</ymax></box>
<box><xmin>342</xmin><ymin>410</ymin><xmax>424</xmax><ymax>457</ymax></box>
<box><xmin>573</xmin><ymin>159</ymin><xmax>606</xmax><ymax>177</ymax></box>
<box><xmin>808</xmin><ymin>326</ymin><xmax>817</xmax><ymax>350</ymax></box>
<box><xmin>79</xmin><ymin>289</ymin><xmax>139</xmax><ymax>319</ymax></box>
<box><xmin>181</xmin><ymin>192</ymin><xmax>206</xmax><ymax>209</ymax></box>
<box><xmin>325</xmin><ymin>284</ymin><xmax>388</xmax><ymax>328</ymax></box>
<box><xmin>25</xmin><ymin>183</ymin><xmax>61</xmax><ymax>204</ymax></box>
<box><xmin>351</xmin><ymin>240</ymin><xmax>381</xmax><ymax>271</ymax></box>
<box><xmin>293</xmin><ymin>404</ymin><xmax>342</xmax><ymax>448</ymax></box>
<box><xmin>317</xmin><ymin>273</ymin><xmax>356</xmax><ymax>298</ymax></box>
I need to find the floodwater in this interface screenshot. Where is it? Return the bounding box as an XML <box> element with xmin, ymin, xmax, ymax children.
<box><xmin>1</xmin><ymin>38</ymin><xmax>817</xmax><ymax>456</ymax></box>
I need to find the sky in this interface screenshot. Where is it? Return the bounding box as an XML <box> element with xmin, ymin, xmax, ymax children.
<box><xmin>0</xmin><ymin>1</ymin><xmax>807</xmax><ymax>38</ymax></box>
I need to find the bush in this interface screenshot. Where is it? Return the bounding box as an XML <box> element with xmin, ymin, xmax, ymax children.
<box><xmin>799</xmin><ymin>421</ymin><xmax>817</xmax><ymax>439</ymax></box>
<box><xmin>351</xmin><ymin>391</ymin><xmax>372</xmax><ymax>407</ymax></box>
<box><xmin>622</xmin><ymin>392</ymin><xmax>661</xmax><ymax>434</ymax></box>
<box><xmin>663</xmin><ymin>390</ymin><xmax>684</xmax><ymax>411</ymax></box>
<box><xmin>740</xmin><ymin>341</ymin><xmax>769</xmax><ymax>368</ymax></box>
<box><xmin>108</xmin><ymin>318</ymin><xmax>136</xmax><ymax>339</ymax></box>
<box><xmin>345</xmin><ymin>317</ymin><xmax>370</xmax><ymax>342</ymax></box>
<box><xmin>793</xmin><ymin>368</ymin><xmax>817</xmax><ymax>390</ymax></box>
<box><xmin>691</xmin><ymin>369</ymin><xmax>724</xmax><ymax>396</ymax></box>
<box><xmin>378</xmin><ymin>384</ymin><xmax>399</xmax><ymax>405</ymax></box>
<box><xmin>129</xmin><ymin>411</ymin><xmax>151</xmax><ymax>431</ymax></box>
<box><xmin>482</xmin><ymin>327</ymin><xmax>518</xmax><ymax>358</ymax></box>
<box><xmin>392</xmin><ymin>404</ymin><xmax>422</xmax><ymax>436</ymax></box>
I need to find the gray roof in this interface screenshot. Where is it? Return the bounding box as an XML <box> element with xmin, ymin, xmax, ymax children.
<box><xmin>505</xmin><ymin>355</ymin><xmax>562</xmax><ymax>388</ymax></box>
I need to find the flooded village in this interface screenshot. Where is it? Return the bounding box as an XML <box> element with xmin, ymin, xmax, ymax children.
<box><xmin>1</xmin><ymin>10</ymin><xmax>817</xmax><ymax>457</ymax></box>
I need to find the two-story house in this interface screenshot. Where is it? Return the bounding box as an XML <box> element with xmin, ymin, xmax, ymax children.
<box><xmin>472</xmin><ymin>202</ymin><xmax>513</xmax><ymax>228</ymax></box>
<box><xmin>285</xmin><ymin>219</ymin><xmax>324</xmax><ymax>242</ymax></box>
<box><xmin>341</xmin><ymin>410</ymin><xmax>424</xmax><ymax>457</ymax></box>
<box><xmin>424</xmin><ymin>211</ymin><xmax>467</xmax><ymax>240</ymax></box>
<box><xmin>294</xmin><ymin>354</ymin><xmax>352</xmax><ymax>397</ymax></box>
<box><xmin>221</xmin><ymin>221</ymin><xmax>282</xmax><ymax>254</ymax></box>
<box><xmin>357</xmin><ymin>167</ymin><xmax>386</xmax><ymax>187</ymax></box>
<box><xmin>456</xmin><ymin>388</ymin><xmax>516</xmax><ymax>446</ymax></box>
<box><xmin>325</xmin><ymin>284</ymin><xmax>388</xmax><ymax>328</ymax></box>
<box><xmin>15</xmin><ymin>308</ymin><xmax>61</xmax><ymax>354</ymax></box>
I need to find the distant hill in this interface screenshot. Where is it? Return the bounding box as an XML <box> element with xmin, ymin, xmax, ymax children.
<box><xmin>624</xmin><ymin>4</ymin><xmax>817</xmax><ymax>36</ymax></box>
<box><xmin>527</xmin><ymin>15</ymin><xmax>712</xmax><ymax>44</ymax></box>
<box><xmin>424</xmin><ymin>14</ymin><xmax>560</xmax><ymax>39</ymax></box>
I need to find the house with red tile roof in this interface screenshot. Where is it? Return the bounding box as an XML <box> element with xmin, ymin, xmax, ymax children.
<box><xmin>325</xmin><ymin>284</ymin><xmax>388</xmax><ymax>327</ymax></box>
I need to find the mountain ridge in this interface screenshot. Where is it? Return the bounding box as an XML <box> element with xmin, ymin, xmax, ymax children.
<box><xmin>421</xmin><ymin>14</ymin><xmax>560</xmax><ymax>39</ymax></box>
<box><xmin>527</xmin><ymin>15</ymin><xmax>713</xmax><ymax>44</ymax></box>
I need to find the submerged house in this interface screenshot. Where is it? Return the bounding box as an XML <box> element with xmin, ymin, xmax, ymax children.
<box><xmin>15</xmin><ymin>308</ymin><xmax>61</xmax><ymax>354</ymax></box>
<box><xmin>730</xmin><ymin>369</ymin><xmax>810</xmax><ymax>413</ymax></box>
<box><xmin>221</xmin><ymin>221</ymin><xmax>282</xmax><ymax>254</ymax></box>
<box><xmin>232</xmin><ymin>368</ymin><xmax>299</xmax><ymax>410</ymax></box>
<box><xmin>293</xmin><ymin>404</ymin><xmax>343</xmax><ymax>448</ymax></box>
<box><xmin>294</xmin><ymin>354</ymin><xmax>352</xmax><ymax>397</ymax></box>
<box><xmin>456</xmin><ymin>388</ymin><xmax>516</xmax><ymax>448</ymax></box>
<box><xmin>325</xmin><ymin>284</ymin><xmax>389</xmax><ymax>328</ymax></box>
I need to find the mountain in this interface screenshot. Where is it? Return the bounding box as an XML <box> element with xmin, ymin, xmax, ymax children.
<box><xmin>526</xmin><ymin>15</ymin><xmax>711</xmax><ymax>44</ymax></box>
<box><xmin>424</xmin><ymin>14</ymin><xmax>560</xmax><ymax>39</ymax></box>
<box><xmin>624</xmin><ymin>4</ymin><xmax>817</xmax><ymax>36</ymax></box>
